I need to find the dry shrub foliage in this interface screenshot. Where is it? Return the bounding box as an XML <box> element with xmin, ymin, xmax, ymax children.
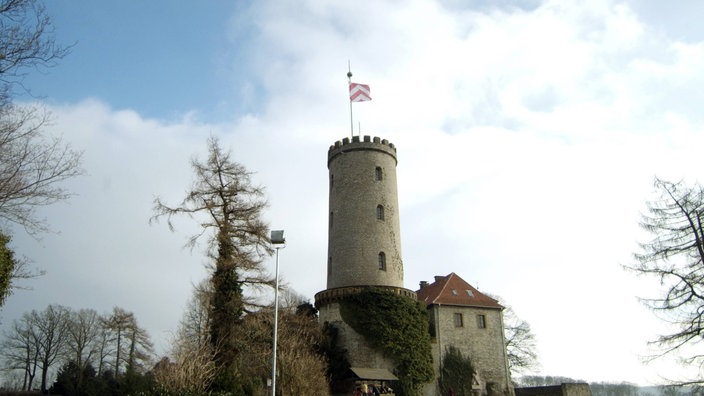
<box><xmin>339</xmin><ymin>288</ymin><xmax>434</xmax><ymax>396</ymax></box>
<box><xmin>233</xmin><ymin>305</ymin><xmax>328</xmax><ymax>396</ymax></box>
<box><xmin>153</xmin><ymin>300</ymin><xmax>328</xmax><ymax>396</ymax></box>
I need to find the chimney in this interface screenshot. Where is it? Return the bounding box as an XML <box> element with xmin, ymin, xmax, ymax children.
<box><xmin>434</xmin><ymin>275</ymin><xmax>444</xmax><ymax>283</ymax></box>
<box><xmin>419</xmin><ymin>281</ymin><xmax>428</xmax><ymax>290</ymax></box>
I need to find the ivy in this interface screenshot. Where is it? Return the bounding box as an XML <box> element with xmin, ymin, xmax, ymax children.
<box><xmin>0</xmin><ymin>232</ymin><xmax>16</xmax><ymax>306</ymax></box>
<box><xmin>320</xmin><ymin>322</ymin><xmax>352</xmax><ymax>393</ymax></box>
<box><xmin>438</xmin><ymin>346</ymin><xmax>474</xmax><ymax>396</ymax></box>
<box><xmin>339</xmin><ymin>288</ymin><xmax>434</xmax><ymax>396</ymax></box>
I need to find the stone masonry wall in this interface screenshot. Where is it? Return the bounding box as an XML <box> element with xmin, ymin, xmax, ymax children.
<box><xmin>432</xmin><ymin>305</ymin><xmax>513</xmax><ymax>396</ymax></box>
<box><xmin>319</xmin><ymin>301</ymin><xmax>396</xmax><ymax>370</ymax></box>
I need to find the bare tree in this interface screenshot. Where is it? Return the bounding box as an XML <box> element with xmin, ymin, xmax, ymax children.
<box><xmin>0</xmin><ymin>311</ymin><xmax>41</xmax><ymax>390</ymax></box>
<box><xmin>1</xmin><ymin>304</ymin><xmax>71</xmax><ymax>392</ymax></box>
<box><xmin>32</xmin><ymin>304</ymin><xmax>70</xmax><ymax>393</ymax></box>
<box><xmin>0</xmin><ymin>0</ymin><xmax>70</xmax><ymax>100</ymax></box>
<box><xmin>503</xmin><ymin>305</ymin><xmax>539</xmax><ymax>376</ymax></box>
<box><xmin>123</xmin><ymin>314</ymin><xmax>153</xmax><ymax>374</ymax></box>
<box><xmin>102</xmin><ymin>307</ymin><xmax>132</xmax><ymax>378</ymax></box>
<box><xmin>0</xmin><ymin>0</ymin><xmax>80</xmax><ymax>235</ymax></box>
<box><xmin>65</xmin><ymin>308</ymin><xmax>101</xmax><ymax>389</ymax></box>
<box><xmin>177</xmin><ymin>279</ymin><xmax>212</xmax><ymax>351</ymax></box>
<box><xmin>0</xmin><ymin>0</ymin><xmax>80</xmax><ymax>302</ymax></box>
<box><xmin>1</xmin><ymin>305</ymin><xmax>155</xmax><ymax>391</ymax></box>
<box><xmin>94</xmin><ymin>318</ymin><xmax>114</xmax><ymax>376</ymax></box>
<box><xmin>151</xmin><ymin>137</ymin><xmax>273</xmax><ymax>390</ymax></box>
<box><xmin>627</xmin><ymin>178</ymin><xmax>704</xmax><ymax>385</ymax></box>
<box><xmin>489</xmin><ymin>295</ymin><xmax>539</xmax><ymax>377</ymax></box>
<box><xmin>101</xmin><ymin>306</ymin><xmax>151</xmax><ymax>377</ymax></box>
<box><xmin>0</xmin><ymin>104</ymin><xmax>83</xmax><ymax>235</ymax></box>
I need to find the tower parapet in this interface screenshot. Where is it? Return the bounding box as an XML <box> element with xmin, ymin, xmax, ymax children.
<box><xmin>328</xmin><ymin>135</ymin><xmax>397</xmax><ymax>166</ymax></box>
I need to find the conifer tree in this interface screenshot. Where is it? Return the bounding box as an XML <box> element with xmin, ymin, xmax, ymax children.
<box><xmin>151</xmin><ymin>137</ymin><xmax>272</xmax><ymax>390</ymax></box>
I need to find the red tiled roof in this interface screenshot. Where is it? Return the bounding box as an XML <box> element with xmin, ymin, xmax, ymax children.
<box><xmin>416</xmin><ymin>273</ymin><xmax>503</xmax><ymax>310</ymax></box>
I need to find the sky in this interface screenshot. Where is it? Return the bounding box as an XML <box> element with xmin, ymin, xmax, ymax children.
<box><xmin>2</xmin><ymin>0</ymin><xmax>704</xmax><ymax>387</ymax></box>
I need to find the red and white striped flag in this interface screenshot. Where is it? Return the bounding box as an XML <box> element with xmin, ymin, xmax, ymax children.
<box><xmin>349</xmin><ymin>82</ymin><xmax>371</xmax><ymax>102</ymax></box>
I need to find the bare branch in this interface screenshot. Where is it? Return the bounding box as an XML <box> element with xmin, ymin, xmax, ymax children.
<box><xmin>626</xmin><ymin>177</ymin><xmax>704</xmax><ymax>385</ymax></box>
<box><xmin>0</xmin><ymin>103</ymin><xmax>83</xmax><ymax>235</ymax></box>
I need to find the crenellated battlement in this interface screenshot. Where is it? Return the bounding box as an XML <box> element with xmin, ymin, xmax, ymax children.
<box><xmin>328</xmin><ymin>135</ymin><xmax>397</xmax><ymax>166</ymax></box>
<box><xmin>329</xmin><ymin>135</ymin><xmax>396</xmax><ymax>151</ymax></box>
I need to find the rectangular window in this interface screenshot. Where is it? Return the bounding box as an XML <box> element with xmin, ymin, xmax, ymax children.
<box><xmin>375</xmin><ymin>166</ymin><xmax>383</xmax><ymax>181</ymax></box>
<box><xmin>453</xmin><ymin>313</ymin><xmax>463</xmax><ymax>328</ymax></box>
<box><xmin>378</xmin><ymin>252</ymin><xmax>386</xmax><ymax>271</ymax></box>
<box><xmin>477</xmin><ymin>314</ymin><xmax>486</xmax><ymax>329</ymax></box>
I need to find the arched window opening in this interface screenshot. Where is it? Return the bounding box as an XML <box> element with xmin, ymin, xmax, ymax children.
<box><xmin>330</xmin><ymin>174</ymin><xmax>334</xmax><ymax>190</ymax></box>
<box><xmin>375</xmin><ymin>166</ymin><xmax>383</xmax><ymax>181</ymax></box>
<box><xmin>378</xmin><ymin>252</ymin><xmax>386</xmax><ymax>271</ymax></box>
<box><xmin>376</xmin><ymin>205</ymin><xmax>384</xmax><ymax>220</ymax></box>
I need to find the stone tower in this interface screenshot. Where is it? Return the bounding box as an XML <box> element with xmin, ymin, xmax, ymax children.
<box><xmin>315</xmin><ymin>135</ymin><xmax>416</xmax><ymax>371</ymax></box>
<box><xmin>327</xmin><ymin>135</ymin><xmax>403</xmax><ymax>288</ymax></box>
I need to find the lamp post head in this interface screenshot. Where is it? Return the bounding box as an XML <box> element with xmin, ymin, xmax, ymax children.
<box><xmin>270</xmin><ymin>230</ymin><xmax>285</xmax><ymax>245</ymax></box>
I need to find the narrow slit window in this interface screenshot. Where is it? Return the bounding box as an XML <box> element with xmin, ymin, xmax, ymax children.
<box><xmin>378</xmin><ymin>252</ymin><xmax>386</xmax><ymax>271</ymax></box>
<box><xmin>477</xmin><ymin>314</ymin><xmax>486</xmax><ymax>329</ymax></box>
<box><xmin>376</xmin><ymin>205</ymin><xmax>384</xmax><ymax>220</ymax></box>
<box><xmin>454</xmin><ymin>313</ymin><xmax>464</xmax><ymax>327</ymax></box>
<box><xmin>375</xmin><ymin>166</ymin><xmax>383</xmax><ymax>181</ymax></box>
<box><xmin>329</xmin><ymin>212</ymin><xmax>333</xmax><ymax>228</ymax></box>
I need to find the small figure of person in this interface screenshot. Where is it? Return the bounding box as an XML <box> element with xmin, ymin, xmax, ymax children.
<box><xmin>449</xmin><ymin>386</ymin><xmax>455</xmax><ymax>396</ymax></box>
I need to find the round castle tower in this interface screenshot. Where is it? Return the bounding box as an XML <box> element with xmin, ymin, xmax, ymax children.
<box><xmin>327</xmin><ymin>135</ymin><xmax>403</xmax><ymax>289</ymax></box>
<box><xmin>315</xmin><ymin>135</ymin><xmax>416</xmax><ymax>370</ymax></box>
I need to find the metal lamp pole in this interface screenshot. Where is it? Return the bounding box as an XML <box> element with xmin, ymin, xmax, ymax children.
<box><xmin>270</xmin><ymin>230</ymin><xmax>285</xmax><ymax>396</ymax></box>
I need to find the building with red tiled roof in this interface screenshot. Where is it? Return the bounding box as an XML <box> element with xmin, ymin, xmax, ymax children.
<box><xmin>417</xmin><ymin>273</ymin><xmax>513</xmax><ymax>396</ymax></box>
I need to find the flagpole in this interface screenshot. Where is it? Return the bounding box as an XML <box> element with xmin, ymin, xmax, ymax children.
<box><xmin>347</xmin><ymin>62</ymin><xmax>353</xmax><ymax>139</ymax></box>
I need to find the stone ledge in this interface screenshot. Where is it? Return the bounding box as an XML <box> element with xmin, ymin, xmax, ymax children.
<box><xmin>315</xmin><ymin>285</ymin><xmax>416</xmax><ymax>309</ymax></box>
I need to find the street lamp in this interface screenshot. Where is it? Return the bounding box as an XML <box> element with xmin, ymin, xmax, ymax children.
<box><xmin>270</xmin><ymin>230</ymin><xmax>285</xmax><ymax>396</ymax></box>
